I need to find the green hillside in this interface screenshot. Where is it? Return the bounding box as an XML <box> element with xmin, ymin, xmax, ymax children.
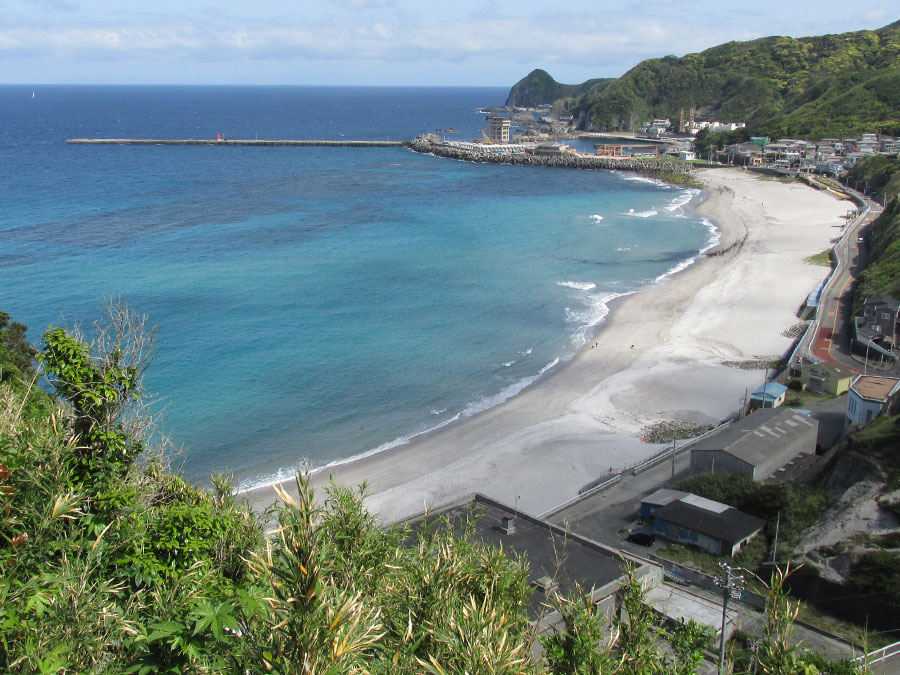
<box><xmin>854</xmin><ymin>195</ymin><xmax>900</xmax><ymax>312</ymax></box>
<box><xmin>847</xmin><ymin>153</ymin><xmax>900</xmax><ymax>203</ymax></box>
<box><xmin>512</xmin><ymin>21</ymin><xmax>900</xmax><ymax>138</ymax></box>
<box><xmin>505</xmin><ymin>68</ymin><xmax>611</xmax><ymax>107</ymax></box>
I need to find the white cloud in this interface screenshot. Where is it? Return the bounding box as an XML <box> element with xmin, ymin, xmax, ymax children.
<box><xmin>0</xmin><ymin>4</ymin><xmax>891</xmax><ymax>84</ymax></box>
<box><xmin>334</xmin><ymin>0</ymin><xmax>393</xmax><ymax>10</ymax></box>
<box><xmin>864</xmin><ymin>8</ymin><xmax>890</xmax><ymax>23</ymax></box>
<box><xmin>0</xmin><ymin>13</ymin><xmax>750</xmax><ymax>63</ymax></box>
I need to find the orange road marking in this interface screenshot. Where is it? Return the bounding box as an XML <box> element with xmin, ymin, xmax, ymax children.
<box><xmin>827</xmin><ymin>272</ymin><xmax>853</xmax><ymax>360</ymax></box>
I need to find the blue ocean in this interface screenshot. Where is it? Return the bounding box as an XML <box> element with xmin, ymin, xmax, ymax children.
<box><xmin>0</xmin><ymin>85</ymin><xmax>714</xmax><ymax>488</ymax></box>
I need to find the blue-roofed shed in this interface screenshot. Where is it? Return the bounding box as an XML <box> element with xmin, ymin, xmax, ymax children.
<box><xmin>749</xmin><ymin>382</ymin><xmax>788</xmax><ymax>410</ymax></box>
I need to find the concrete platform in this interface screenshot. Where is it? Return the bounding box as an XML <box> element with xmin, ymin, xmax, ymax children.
<box><xmin>645</xmin><ymin>583</ymin><xmax>738</xmax><ymax>639</ymax></box>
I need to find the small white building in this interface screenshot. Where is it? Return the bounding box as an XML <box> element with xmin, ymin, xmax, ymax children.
<box><xmin>774</xmin><ymin>159</ymin><xmax>794</xmax><ymax>171</ymax></box>
<box><xmin>845</xmin><ymin>375</ymin><xmax>900</xmax><ymax>428</ymax></box>
<box><xmin>709</xmin><ymin>121</ymin><xmax>746</xmax><ymax>133</ymax></box>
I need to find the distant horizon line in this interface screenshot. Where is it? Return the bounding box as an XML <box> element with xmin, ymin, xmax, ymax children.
<box><xmin>2</xmin><ymin>82</ymin><xmax>511</xmax><ymax>89</ymax></box>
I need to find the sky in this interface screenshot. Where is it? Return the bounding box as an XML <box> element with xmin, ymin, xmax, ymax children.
<box><xmin>1</xmin><ymin>1</ymin><xmax>898</xmax><ymax>86</ymax></box>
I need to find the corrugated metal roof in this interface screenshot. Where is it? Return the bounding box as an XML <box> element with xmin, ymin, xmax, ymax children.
<box><xmin>750</xmin><ymin>382</ymin><xmax>788</xmax><ymax>401</ymax></box>
<box><xmin>689</xmin><ymin>408</ymin><xmax>818</xmax><ymax>469</ymax></box>
<box><xmin>642</xmin><ymin>489</ymin><xmax>688</xmax><ymax>508</ymax></box>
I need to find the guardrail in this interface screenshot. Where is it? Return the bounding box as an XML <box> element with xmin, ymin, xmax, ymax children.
<box><xmin>539</xmin><ymin>419</ymin><xmax>734</xmax><ymax>519</ymax></box>
<box><xmin>853</xmin><ymin>640</ymin><xmax>900</xmax><ymax>666</ymax></box>
<box><xmin>578</xmin><ymin>474</ymin><xmax>622</xmax><ymax>496</ymax></box>
<box><xmin>631</xmin><ymin>420</ymin><xmax>731</xmax><ymax>475</ymax></box>
<box><xmin>538</xmin><ymin>475</ymin><xmax>622</xmax><ymax>519</ymax></box>
<box><xmin>792</xmin><ymin>194</ymin><xmax>871</xmax><ymax>368</ymax></box>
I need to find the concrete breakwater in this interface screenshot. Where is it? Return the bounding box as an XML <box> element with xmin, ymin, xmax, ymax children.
<box><xmin>407</xmin><ymin>136</ymin><xmax>694</xmax><ymax>175</ymax></box>
<box><xmin>67</xmin><ymin>138</ymin><xmax>407</xmax><ymax>147</ymax></box>
<box><xmin>67</xmin><ymin>136</ymin><xmax>694</xmax><ymax>177</ymax></box>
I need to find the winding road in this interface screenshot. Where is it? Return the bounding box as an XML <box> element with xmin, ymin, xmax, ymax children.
<box><xmin>802</xmin><ymin>186</ymin><xmax>883</xmax><ymax>371</ymax></box>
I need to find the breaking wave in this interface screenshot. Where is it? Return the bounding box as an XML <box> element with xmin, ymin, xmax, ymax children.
<box><xmin>558</xmin><ymin>280</ymin><xmax>597</xmax><ymax>291</ymax></box>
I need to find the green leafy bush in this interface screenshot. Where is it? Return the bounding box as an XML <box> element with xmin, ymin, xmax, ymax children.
<box><xmin>0</xmin><ymin>307</ymin><xmax>870</xmax><ymax>673</ymax></box>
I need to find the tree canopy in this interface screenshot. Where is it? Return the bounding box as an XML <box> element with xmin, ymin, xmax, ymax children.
<box><xmin>510</xmin><ymin>21</ymin><xmax>900</xmax><ymax>138</ymax></box>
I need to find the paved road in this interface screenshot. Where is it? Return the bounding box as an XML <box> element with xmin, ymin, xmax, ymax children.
<box><xmin>543</xmin><ymin>390</ymin><xmax>878</xmax><ymax>667</ymax></box>
<box><xmin>805</xmin><ymin>187</ymin><xmax>900</xmax><ymax>674</ymax></box>
<box><xmin>544</xmin><ymin>439</ymin><xmax>860</xmax><ymax>665</ymax></box>
<box><xmin>808</xmin><ymin>188</ymin><xmax>884</xmax><ymax>370</ymax></box>
<box><xmin>543</xmin><ymin>395</ymin><xmax>847</xmax><ymax>549</ymax></box>
<box><xmin>541</xmin><ymin>182</ymin><xmax>895</xmax><ymax>670</ymax></box>
<box><xmin>870</xmin><ymin>659</ymin><xmax>900</xmax><ymax>674</ymax></box>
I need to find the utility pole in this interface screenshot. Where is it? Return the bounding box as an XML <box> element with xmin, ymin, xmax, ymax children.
<box><xmin>770</xmin><ymin>511</ymin><xmax>781</xmax><ymax>565</ymax></box>
<box><xmin>865</xmin><ymin>341</ymin><xmax>870</xmax><ymax>375</ymax></box>
<box><xmin>671</xmin><ymin>434</ymin><xmax>677</xmax><ymax>478</ymax></box>
<box><xmin>715</xmin><ymin>562</ymin><xmax>744</xmax><ymax>674</ymax></box>
<box><xmin>749</xmin><ymin>638</ymin><xmax>762</xmax><ymax>675</ymax></box>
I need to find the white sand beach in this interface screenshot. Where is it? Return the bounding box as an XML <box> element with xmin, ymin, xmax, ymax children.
<box><xmin>248</xmin><ymin>168</ymin><xmax>850</xmax><ymax>522</ymax></box>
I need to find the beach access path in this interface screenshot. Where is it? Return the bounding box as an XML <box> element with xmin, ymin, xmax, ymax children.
<box><xmin>248</xmin><ymin>169</ymin><xmax>850</xmax><ymax>523</ymax></box>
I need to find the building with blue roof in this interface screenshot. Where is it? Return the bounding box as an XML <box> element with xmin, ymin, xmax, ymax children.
<box><xmin>749</xmin><ymin>381</ymin><xmax>788</xmax><ymax>410</ymax></box>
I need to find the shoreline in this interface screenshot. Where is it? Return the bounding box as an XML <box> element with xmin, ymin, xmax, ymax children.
<box><xmin>240</xmin><ymin>202</ymin><xmax>707</xmax><ymax>496</ymax></box>
<box><xmin>239</xmin><ymin>182</ymin><xmax>703</xmax><ymax>496</ymax></box>
<box><xmin>237</xmin><ymin>176</ymin><xmax>705</xmax><ymax>495</ymax></box>
<box><xmin>248</xmin><ymin>168</ymin><xmax>848</xmax><ymax>522</ymax></box>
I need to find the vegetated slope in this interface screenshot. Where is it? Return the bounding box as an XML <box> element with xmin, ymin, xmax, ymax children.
<box><xmin>847</xmin><ymin>153</ymin><xmax>900</xmax><ymax>203</ymax></box>
<box><xmin>513</xmin><ymin>20</ymin><xmax>900</xmax><ymax>138</ymax></box>
<box><xmin>854</xmin><ymin>195</ymin><xmax>900</xmax><ymax>312</ymax></box>
<box><xmin>798</xmin><ymin>414</ymin><xmax>900</xmax><ymax>608</ymax></box>
<box><xmin>505</xmin><ymin>68</ymin><xmax>611</xmax><ymax>107</ymax></box>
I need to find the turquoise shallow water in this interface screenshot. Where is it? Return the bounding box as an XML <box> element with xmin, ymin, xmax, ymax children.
<box><xmin>0</xmin><ymin>86</ymin><xmax>714</xmax><ymax>487</ymax></box>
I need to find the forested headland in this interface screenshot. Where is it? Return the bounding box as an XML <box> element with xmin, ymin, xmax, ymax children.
<box><xmin>506</xmin><ymin>20</ymin><xmax>900</xmax><ymax>139</ymax></box>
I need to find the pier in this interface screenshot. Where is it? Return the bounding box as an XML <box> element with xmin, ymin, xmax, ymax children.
<box><xmin>66</xmin><ymin>135</ymin><xmax>695</xmax><ymax>178</ymax></box>
<box><xmin>66</xmin><ymin>138</ymin><xmax>408</xmax><ymax>147</ymax></box>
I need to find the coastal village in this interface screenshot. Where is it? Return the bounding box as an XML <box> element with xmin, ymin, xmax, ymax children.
<box><xmin>398</xmin><ymin>106</ymin><xmax>900</xmax><ymax>670</ymax></box>
<box><xmin>7</xmin><ymin>16</ymin><xmax>900</xmax><ymax>674</ymax></box>
<box><xmin>431</xmin><ymin>106</ymin><xmax>900</xmax><ymax>182</ymax></box>
<box><xmin>10</xmin><ymin>119</ymin><xmax>900</xmax><ymax>674</ymax></box>
<box><xmin>12</xmin><ymin>115</ymin><xmax>900</xmax><ymax>674</ymax></box>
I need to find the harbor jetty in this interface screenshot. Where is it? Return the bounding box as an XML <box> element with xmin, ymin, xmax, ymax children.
<box><xmin>66</xmin><ymin>138</ymin><xmax>407</xmax><ymax>147</ymax></box>
<box><xmin>67</xmin><ymin>135</ymin><xmax>695</xmax><ymax>177</ymax></box>
<box><xmin>407</xmin><ymin>136</ymin><xmax>695</xmax><ymax>175</ymax></box>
